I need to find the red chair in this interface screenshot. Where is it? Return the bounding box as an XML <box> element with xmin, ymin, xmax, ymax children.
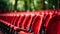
<box><xmin>5</xmin><ymin>16</ymin><xmax>14</xmax><ymax>23</ymax></box>
<box><xmin>44</xmin><ymin>12</ymin><xmax>53</xmax><ymax>29</ymax></box>
<box><xmin>18</xmin><ymin>14</ymin><xmax>25</xmax><ymax>28</ymax></box>
<box><xmin>0</xmin><ymin>16</ymin><xmax>6</xmax><ymax>21</ymax></box>
<box><xmin>13</xmin><ymin>16</ymin><xmax>20</xmax><ymax>26</ymax></box>
<box><xmin>11</xmin><ymin>16</ymin><xmax>16</xmax><ymax>25</ymax></box>
<box><xmin>13</xmin><ymin>14</ymin><xmax>25</xmax><ymax>31</ymax></box>
<box><xmin>46</xmin><ymin>12</ymin><xmax>60</xmax><ymax>34</ymax></box>
<box><xmin>17</xmin><ymin>15</ymin><xmax>23</xmax><ymax>27</ymax></box>
<box><xmin>57</xmin><ymin>21</ymin><xmax>60</xmax><ymax>34</ymax></box>
<box><xmin>24</xmin><ymin>15</ymin><xmax>33</xmax><ymax>30</ymax></box>
<box><xmin>19</xmin><ymin>13</ymin><xmax>44</xmax><ymax>34</ymax></box>
<box><xmin>32</xmin><ymin>14</ymin><xmax>44</xmax><ymax>34</ymax></box>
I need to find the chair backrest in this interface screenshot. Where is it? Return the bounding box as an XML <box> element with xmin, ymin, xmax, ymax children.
<box><xmin>0</xmin><ymin>16</ymin><xmax>6</xmax><ymax>21</ymax></box>
<box><xmin>11</xmin><ymin>16</ymin><xmax>16</xmax><ymax>25</ymax></box>
<box><xmin>32</xmin><ymin>14</ymin><xmax>44</xmax><ymax>34</ymax></box>
<box><xmin>57</xmin><ymin>21</ymin><xmax>60</xmax><ymax>34</ymax></box>
<box><xmin>44</xmin><ymin>12</ymin><xmax>53</xmax><ymax>29</ymax></box>
<box><xmin>13</xmin><ymin>16</ymin><xmax>20</xmax><ymax>26</ymax></box>
<box><xmin>24</xmin><ymin>15</ymin><xmax>33</xmax><ymax>30</ymax></box>
<box><xmin>18</xmin><ymin>14</ymin><xmax>25</xmax><ymax>28</ymax></box>
<box><xmin>46</xmin><ymin>13</ymin><xmax>60</xmax><ymax>34</ymax></box>
<box><xmin>5</xmin><ymin>16</ymin><xmax>14</xmax><ymax>23</ymax></box>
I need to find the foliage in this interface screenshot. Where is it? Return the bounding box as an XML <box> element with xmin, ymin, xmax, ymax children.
<box><xmin>0</xmin><ymin>0</ymin><xmax>58</xmax><ymax>11</ymax></box>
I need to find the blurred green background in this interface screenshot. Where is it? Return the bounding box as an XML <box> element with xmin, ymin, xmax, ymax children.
<box><xmin>0</xmin><ymin>0</ymin><xmax>59</xmax><ymax>12</ymax></box>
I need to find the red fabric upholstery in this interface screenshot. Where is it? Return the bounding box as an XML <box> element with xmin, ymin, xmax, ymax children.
<box><xmin>19</xmin><ymin>31</ymin><xmax>32</xmax><ymax>34</ymax></box>
<box><xmin>11</xmin><ymin>16</ymin><xmax>16</xmax><ymax>24</ymax></box>
<box><xmin>17</xmin><ymin>15</ymin><xmax>23</xmax><ymax>27</ymax></box>
<box><xmin>44</xmin><ymin>12</ymin><xmax>53</xmax><ymax>28</ymax></box>
<box><xmin>0</xmin><ymin>10</ymin><xmax>60</xmax><ymax>34</ymax></box>
<box><xmin>9</xmin><ymin>16</ymin><xmax>16</xmax><ymax>29</ymax></box>
<box><xmin>57</xmin><ymin>21</ymin><xmax>60</xmax><ymax>34</ymax></box>
<box><xmin>18</xmin><ymin>13</ymin><xmax>36</xmax><ymax>34</ymax></box>
<box><xmin>32</xmin><ymin>14</ymin><xmax>44</xmax><ymax>34</ymax></box>
<box><xmin>24</xmin><ymin>15</ymin><xmax>33</xmax><ymax>30</ymax></box>
<box><xmin>19</xmin><ymin>15</ymin><xmax>25</xmax><ymax>28</ymax></box>
<box><xmin>0</xmin><ymin>16</ymin><xmax>6</xmax><ymax>21</ymax></box>
<box><xmin>14</xmin><ymin>16</ymin><xmax>20</xmax><ymax>26</ymax></box>
<box><xmin>46</xmin><ymin>14</ymin><xmax>60</xmax><ymax>34</ymax></box>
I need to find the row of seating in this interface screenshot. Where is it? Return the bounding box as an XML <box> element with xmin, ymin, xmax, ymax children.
<box><xmin>0</xmin><ymin>10</ymin><xmax>60</xmax><ymax>34</ymax></box>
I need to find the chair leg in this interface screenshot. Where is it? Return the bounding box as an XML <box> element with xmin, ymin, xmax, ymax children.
<box><xmin>14</xmin><ymin>30</ymin><xmax>18</xmax><ymax>34</ymax></box>
<box><xmin>40</xmin><ymin>26</ymin><xmax>45</xmax><ymax>34</ymax></box>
